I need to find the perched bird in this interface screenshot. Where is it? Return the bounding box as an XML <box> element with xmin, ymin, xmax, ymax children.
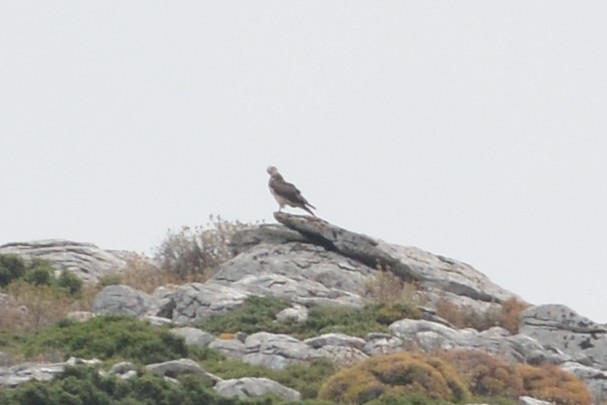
<box><xmin>267</xmin><ymin>166</ymin><xmax>316</xmax><ymax>216</ymax></box>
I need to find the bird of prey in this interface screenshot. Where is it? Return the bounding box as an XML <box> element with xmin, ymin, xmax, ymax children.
<box><xmin>267</xmin><ymin>166</ymin><xmax>316</xmax><ymax>216</ymax></box>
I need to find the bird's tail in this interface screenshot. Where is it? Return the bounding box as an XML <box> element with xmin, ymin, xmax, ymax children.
<box><xmin>303</xmin><ymin>204</ymin><xmax>316</xmax><ymax>217</ymax></box>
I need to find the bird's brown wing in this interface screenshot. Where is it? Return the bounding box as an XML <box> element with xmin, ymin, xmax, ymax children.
<box><xmin>270</xmin><ymin>178</ymin><xmax>309</xmax><ymax>206</ymax></box>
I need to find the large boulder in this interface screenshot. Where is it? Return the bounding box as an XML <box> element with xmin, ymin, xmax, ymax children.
<box><xmin>169</xmin><ymin>327</ymin><xmax>216</xmax><ymax>348</ymax></box>
<box><xmin>93</xmin><ymin>285</ymin><xmax>153</xmax><ymax>317</ymax></box>
<box><xmin>244</xmin><ymin>213</ymin><xmax>521</xmax><ymax>315</ymax></box>
<box><xmin>232</xmin><ymin>273</ymin><xmax>363</xmax><ymax>307</ymax></box>
<box><xmin>243</xmin><ymin>332</ymin><xmax>313</xmax><ymax>369</ymax></box>
<box><xmin>519</xmin><ymin>304</ymin><xmax>607</xmax><ymax>368</ymax></box>
<box><xmin>214</xmin><ymin>377</ymin><xmax>301</xmax><ymax>401</ymax></box>
<box><xmin>212</xmin><ymin>240</ymin><xmax>374</xmax><ymax>307</ymax></box>
<box><xmin>171</xmin><ymin>282</ymin><xmax>250</xmax><ymax>324</ymax></box>
<box><xmin>145</xmin><ymin>358</ymin><xmax>216</xmax><ymax>381</ymax></box>
<box><xmin>0</xmin><ymin>240</ymin><xmax>126</xmax><ymax>284</ymax></box>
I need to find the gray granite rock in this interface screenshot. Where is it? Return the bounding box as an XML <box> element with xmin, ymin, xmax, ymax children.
<box><xmin>214</xmin><ymin>377</ymin><xmax>301</xmax><ymax>401</ymax></box>
<box><xmin>209</xmin><ymin>339</ymin><xmax>246</xmax><ymax>359</ymax></box>
<box><xmin>232</xmin><ymin>273</ymin><xmax>363</xmax><ymax>307</ymax></box>
<box><xmin>145</xmin><ymin>358</ymin><xmax>215</xmax><ymax>380</ymax></box>
<box><xmin>171</xmin><ymin>282</ymin><xmax>250</xmax><ymax>324</ymax></box>
<box><xmin>273</xmin><ymin>213</ymin><xmax>518</xmax><ymax>308</ymax></box>
<box><xmin>0</xmin><ymin>240</ymin><xmax>126</xmax><ymax>284</ymax></box>
<box><xmin>92</xmin><ymin>285</ymin><xmax>153</xmax><ymax>317</ymax></box>
<box><xmin>0</xmin><ymin>362</ymin><xmax>65</xmax><ymax>387</ymax></box>
<box><xmin>363</xmin><ymin>333</ymin><xmax>406</xmax><ymax>356</ymax></box>
<box><xmin>229</xmin><ymin>224</ymin><xmax>306</xmax><ymax>255</ymax></box>
<box><xmin>560</xmin><ymin>361</ymin><xmax>607</xmax><ymax>404</ymax></box>
<box><xmin>520</xmin><ymin>304</ymin><xmax>607</xmax><ymax>368</ymax></box>
<box><xmin>169</xmin><ymin>327</ymin><xmax>216</xmax><ymax>348</ymax></box>
<box><xmin>275</xmin><ymin>304</ymin><xmax>308</xmax><ymax>323</ymax></box>
<box><xmin>518</xmin><ymin>396</ymin><xmax>553</xmax><ymax>405</ymax></box>
<box><xmin>304</xmin><ymin>333</ymin><xmax>366</xmax><ymax>350</ymax></box>
<box><xmin>0</xmin><ymin>357</ymin><xmax>100</xmax><ymax>388</ymax></box>
<box><xmin>212</xmin><ymin>239</ymin><xmax>373</xmax><ymax>307</ymax></box>
<box><xmin>389</xmin><ymin>319</ymin><xmax>568</xmax><ymax>365</ymax></box>
<box><xmin>243</xmin><ymin>332</ymin><xmax>312</xmax><ymax>370</ymax></box>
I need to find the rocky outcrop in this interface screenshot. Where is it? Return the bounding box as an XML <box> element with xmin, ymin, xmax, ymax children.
<box><xmin>520</xmin><ymin>304</ymin><xmax>607</xmax><ymax>368</ymax></box>
<box><xmin>242</xmin><ymin>332</ymin><xmax>312</xmax><ymax>369</ymax></box>
<box><xmin>0</xmin><ymin>358</ymin><xmax>101</xmax><ymax>388</ymax></box>
<box><xmin>212</xmin><ymin>240</ymin><xmax>372</xmax><ymax>308</ymax></box>
<box><xmin>171</xmin><ymin>282</ymin><xmax>250</xmax><ymax>324</ymax></box>
<box><xmin>273</xmin><ymin>213</ymin><xmax>518</xmax><ymax>308</ymax></box>
<box><xmin>214</xmin><ymin>377</ymin><xmax>301</xmax><ymax>401</ymax></box>
<box><xmin>145</xmin><ymin>358</ymin><xmax>218</xmax><ymax>381</ymax></box>
<box><xmin>71</xmin><ymin>214</ymin><xmax>607</xmax><ymax>401</ymax></box>
<box><xmin>0</xmin><ymin>240</ymin><xmax>126</xmax><ymax>284</ymax></box>
<box><xmin>519</xmin><ymin>304</ymin><xmax>607</xmax><ymax>403</ymax></box>
<box><xmin>389</xmin><ymin>319</ymin><xmax>568</xmax><ymax>365</ymax></box>
<box><xmin>93</xmin><ymin>285</ymin><xmax>153</xmax><ymax>317</ymax></box>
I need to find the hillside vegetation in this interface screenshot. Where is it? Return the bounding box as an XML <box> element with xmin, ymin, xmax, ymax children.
<box><xmin>0</xmin><ymin>218</ymin><xmax>592</xmax><ymax>405</ymax></box>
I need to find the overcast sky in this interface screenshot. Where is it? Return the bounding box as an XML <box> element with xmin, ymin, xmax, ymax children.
<box><xmin>2</xmin><ymin>2</ymin><xmax>606</xmax><ymax>322</ymax></box>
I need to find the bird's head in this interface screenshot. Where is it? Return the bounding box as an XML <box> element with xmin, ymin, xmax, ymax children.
<box><xmin>267</xmin><ymin>166</ymin><xmax>280</xmax><ymax>176</ymax></box>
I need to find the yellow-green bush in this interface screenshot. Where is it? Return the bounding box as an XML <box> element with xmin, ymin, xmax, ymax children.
<box><xmin>318</xmin><ymin>352</ymin><xmax>469</xmax><ymax>404</ymax></box>
<box><xmin>437</xmin><ymin>349</ymin><xmax>523</xmax><ymax>398</ymax></box>
<box><xmin>516</xmin><ymin>364</ymin><xmax>591</xmax><ymax>405</ymax></box>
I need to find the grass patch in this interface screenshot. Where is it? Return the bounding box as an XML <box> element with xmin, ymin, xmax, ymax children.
<box><xmin>201</xmin><ymin>355</ymin><xmax>337</xmax><ymax>400</ymax></box>
<box><xmin>197</xmin><ymin>296</ymin><xmax>420</xmax><ymax>339</ymax></box>
<box><xmin>18</xmin><ymin>316</ymin><xmax>187</xmax><ymax>364</ymax></box>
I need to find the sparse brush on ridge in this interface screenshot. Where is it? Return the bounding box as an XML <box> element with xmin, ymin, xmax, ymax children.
<box><xmin>435</xmin><ymin>297</ymin><xmax>528</xmax><ymax>334</ymax></box>
<box><xmin>154</xmin><ymin>215</ymin><xmax>249</xmax><ymax>281</ymax></box>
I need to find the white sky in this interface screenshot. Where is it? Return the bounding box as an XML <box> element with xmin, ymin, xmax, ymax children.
<box><xmin>2</xmin><ymin>2</ymin><xmax>606</xmax><ymax>321</ymax></box>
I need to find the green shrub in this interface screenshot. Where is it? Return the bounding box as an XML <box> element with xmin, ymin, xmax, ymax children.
<box><xmin>22</xmin><ymin>316</ymin><xmax>187</xmax><ymax>364</ymax></box>
<box><xmin>201</xmin><ymin>355</ymin><xmax>337</xmax><ymax>400</ymax></box>
<box><xmin>0</xmin><ymin>254</ymin><xmax>26</xmax><ymax>287</ymax></box>
<box><xmin>22</xmin><ymin>259</ymin><xmax>55</xmax><ymax>286</ymax></box>
<box><xmin>0</xmin><ymin>365</ymin><xmax>263</xmax><ymax>405</ymax></box>
<box><xmin>97</xmin><ymin>273</ymin><xmax>123</xmax><ymax>287</ymax></box>
<box><xmin>318</xmin><ymin>352</ymin><xmax>469</xmax><ymax>404</ymax></box>
<box><xmin>56</xmin><ymin>270</ymin><xmax>83</xmax><ymax>296</ymax></box>
<box><xmin>198</xmin><ymin>296</ymin><xmax>420</xmax><ymax>339</ymax></box>
<box><xmin>198</xmin><ymin>295</ymin><xmax>291</xmax><ymax>335</ymax></box>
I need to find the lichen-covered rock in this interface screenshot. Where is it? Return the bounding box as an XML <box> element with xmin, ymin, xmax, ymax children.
<box><xmin>92</xmin><ymin>285</ymin><xmax>153</xmax><ymax>317</ymax></box>
<box><xmin>389</xmin><ymin>319</ymin><xmax>568</xmax><ymax>364</ymax></box>
<box><xmin>243</xmin><ymin>332</ymin><xmax>312</xmax><ymax>369</ymax></box>
<box><xmin>519</xmin><ymin>304</ymin><xmax>607</xmax><ymax>368</ymax></box>
<box><xmin>214</xmin><ymin>377</ymin><xmax>301</xmax><ymax>401</ymax></box>
<box><xmin>363</xmin><ymin>333</ymin><xmax>405</xmax><ymax>356</ymax></box>
<box><xmin>232</xmin><ymin>273</ymin><xmax>363</xmax><ymax>307</ymax></box>
<box><xmin>171</xmin><ymin>282</ymin><xmax>250</xmax><ymax>324</ymax></box>
<box><xmin>0</xmin><ymin>358</ymin><xmax>100</xmax><ymax>388</ymax></box>
<box><xmin>169</xmin><ymin>327</ymin><xmax>215</xmax><ymax>348</ymax></box>
<box><xmin>0</xmin><ymin>240</ymin><xmax>126</xmax><ymax>284</ymax></box>
<box><xmin>209</xmin><ymin>339</ymin><xmax>246</xmax><ymax>359</ymax></box>
<box><xmin>145</xmin><ymin>358</ymin><xmax>213</xmax><ymax>379</ymax></box>
<box><xmin>304</xmin><ymin>333</ymin><xmax>366</xmax><ymax>350</ymax></box>
<box><xmin>212</xmin><ymin>240</ymin><xmax>373</xmax><ymax>307</ymax></box>
<box><xmin>276</xmin><ymin>304</ymin><xmax>308</xmax><ymax>323</ymax></box>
